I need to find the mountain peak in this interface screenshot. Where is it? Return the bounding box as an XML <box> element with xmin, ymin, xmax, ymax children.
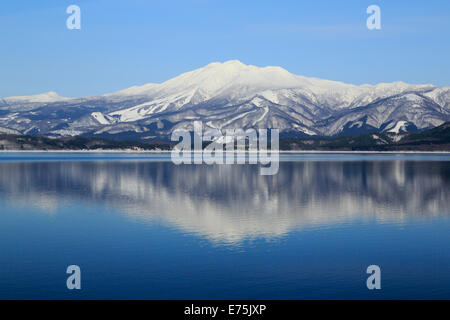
<box><xmin>202</xmin><ymin>59</ymin><xmax>254</xmax><ymax>74</ymax></box>
<box><xmin>0</xmin><ymin>61</ymin><xmax>448</xmax><ymax>140</ymax></box>
<box><xmin>205</xmin><ymin>60</ymin><xmax>288</xmax><ymax>73</ymax></box>
<box><xmin>108</xmin><ymin>61</ymin><xmax>438</xmax><ymax>110</ymax></box>
<box><xmin>156</xmin><ymin>60</ymin><xmax>305</xmax><ymax>98</ymax></box>
<box><xmin>208</xmin><ymin>59</ymin><xmax>246</xmax><ymax>67</ymax></box>
<box><xmin>3</xmin><ymin>91</ymin><xmax>69</xmax><ymax>103</ymax></box>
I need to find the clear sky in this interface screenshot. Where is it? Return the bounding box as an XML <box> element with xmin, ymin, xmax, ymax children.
<box><xmin>0</xmin><ymin>0</ymin><xmax>449</xmax><ymax>97</ymax></box>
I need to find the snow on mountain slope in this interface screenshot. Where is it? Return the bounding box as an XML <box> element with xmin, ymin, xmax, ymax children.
<box><xmin>111</xmin><ymin>60</ymin><xmax>308</xmax><ymax>99</ymax></box>
<box><xmin>110</xmin><ymin>60</ymin><xmax>434</xmax><ymax>103</ymax></box>
<box><xmin>107</xmin><ymin>60</ymin><xmax>436</xmax><ymax>124</ymax></box>
<box><xmin>385</xmin><ymin>120</ymin><xmax>409</xmax><ymax>133</ymax></box>
<box><xmin>91</xmin><ymin>112</ymin><xmax>111</xmax><ymax>125</ymax></box>
<box><xmin>318</xmin><ymin>92</ymin><xmax>444</xmax><ymax>136</ymax></box>
<box><xmin>106</xmin><ymin>83</ymin><xmax>159</xmax><ymax>97</ymax></box>
<box><xmin>109</xmin><ymin>88</ymin><xmax>209</xmax><ymax>122</ymax></box>
<box><xmin>424</xmin><ymin>86</ymin><xmax>450</xmax><ymax>112</ymax></box>
<box><xmin>0</xmin><ymin>60</ymin><xmax>448</xmax><ymax>138</ymax></box>
<box><xmin>0</xmin><ymin>126</ymin><xmax>21</xmax><ymax>135</ymax></box>
<box><xmin>1</xmin><ymin>91</ymin><xmax>70</xmax><ymax>104</ymax></box>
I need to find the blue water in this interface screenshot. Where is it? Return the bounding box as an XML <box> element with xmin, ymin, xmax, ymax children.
<box><xmin>0</xmin><ymin>153</ymin><xmax>449</xmax><ymax>299</ymax></box>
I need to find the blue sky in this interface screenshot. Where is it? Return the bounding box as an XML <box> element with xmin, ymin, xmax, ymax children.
<box><xmin>0</xmin><ymin>0</ymin><xmax>449</xmax><ymax>97</ymax></box>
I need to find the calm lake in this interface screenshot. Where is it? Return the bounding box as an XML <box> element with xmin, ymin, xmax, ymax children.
<box><xmin>0</xmin><ymin>153</ymin><xmax>449</xmax><ymax>299</ymax></box>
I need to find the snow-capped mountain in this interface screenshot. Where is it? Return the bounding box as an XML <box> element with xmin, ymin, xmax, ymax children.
<box><xmin>0</xmin><ymin>91</ymin><xmax>70</xmax><ymax>105</ymax></box>
<box><xmin>0</xmin><ymin>60</ymin><xmax>449</xmax><ymax>139</ymax></box>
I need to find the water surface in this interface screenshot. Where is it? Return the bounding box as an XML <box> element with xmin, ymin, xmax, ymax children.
<box><xmin>0</xmin><ymin>153</ymin><xmax>449</xmax><ymax>299</ymax></box>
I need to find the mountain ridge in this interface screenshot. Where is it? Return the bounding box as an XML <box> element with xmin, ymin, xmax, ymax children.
<box><xmin>1</xmin><ymin>121</ymin><xmax>449</xmax><ymax>151</ymax></box>
<box><xmin>0</xmin><ymin>60</ymin><xmax>449</xmax><ymax>140</ymax></box>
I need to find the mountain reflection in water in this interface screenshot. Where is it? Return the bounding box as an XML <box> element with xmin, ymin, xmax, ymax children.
<box><xmin>0</xmin><ymin>156</ymin><xmax>449</xmax><ymax>244</ymax></box>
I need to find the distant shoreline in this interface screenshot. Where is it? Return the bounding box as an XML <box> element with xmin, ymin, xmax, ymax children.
<box><xmin>1</xmin><ymin>150</ymin><xmax>449</xmax><ymax>154</ymax></box>
<box><xmin>1</xmin><ymin>121</ymin><xmax>449</xmax><ymax>153</ymax></box>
